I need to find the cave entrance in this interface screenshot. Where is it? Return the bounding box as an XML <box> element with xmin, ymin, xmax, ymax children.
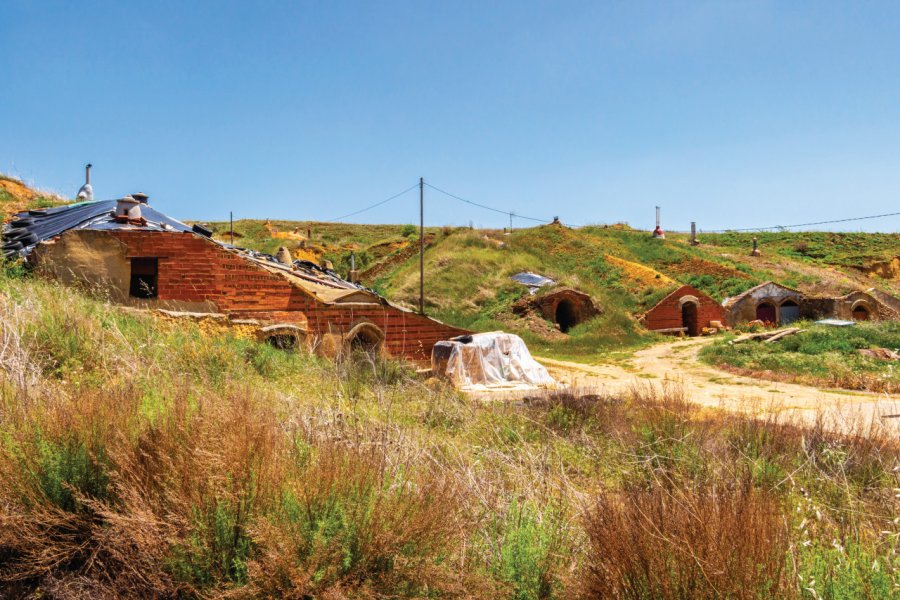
<box><xmin>266</xmin><ymin>333</ymin><xmax>298</xmax><ymax>350</ymax></box>
<box><xmin>555</xmin><ymin>300</ymin><xmax>579</xmax><ymax>334</ymax></box>
<box><xmin>345</xmin><ymin>322</ymin><xmax>385</xmax><ymax>357</ymax></box>
<box><xmin>852</xmin><ymin>305</ymin><xmax>870</xmax><ymax>321</ymax></box>
<box><xmin>681</xmin><ymin>301</ymin><xmax>699</xmax><ymax>336</ymax></box>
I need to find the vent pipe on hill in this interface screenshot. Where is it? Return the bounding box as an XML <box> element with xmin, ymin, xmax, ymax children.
<box><xmin>77</xmin><ymin>163</ymin><xmax>94</xmax><ymax>201</ymax></box>
<box><xmin>652</xmin><ymin>206</ymin><xmax>665</xmax><ymax>239</ymax></box>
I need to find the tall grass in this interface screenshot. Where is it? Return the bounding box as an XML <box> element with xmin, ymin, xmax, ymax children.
<box><xmin>0</xmin><ymin>272</ymin><xmax>896</xmax><ymax>598</ymax></box>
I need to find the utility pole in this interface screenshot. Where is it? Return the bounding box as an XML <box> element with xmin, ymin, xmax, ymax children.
<box><xmin>419</xmin><ymin>177</ymin><xmax>425</xmax><ymax>315</ymax></box>
<box><xmin>230</xmin><ymin>211</ymin><xmax>234</xmax><ymax>245</ymax></box>
<box><xmin>509</xmin><ymin>211</ymin><xmax>514</xmax><ymax>232</ymax></box>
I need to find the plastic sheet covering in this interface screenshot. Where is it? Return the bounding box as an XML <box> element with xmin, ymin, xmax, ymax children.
<box><xmin>815</xmin><ymin>319</ymin><xmax>856</xmax><ymax>327</ymax></box>
<box><xmin>511</xmin><ymin>271</ymin><xmax>555</xmax><ymax>295</ymax></box>
<box><xmin>433</xmin><ymin>332</ymin><xmax>556</xmax><ymax>390</ymax></box>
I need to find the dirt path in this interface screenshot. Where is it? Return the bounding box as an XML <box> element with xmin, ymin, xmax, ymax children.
<box><xmin>534</xmin><ymin>338</ymin><xmax>900</xmax><ymax>433</ymax></box>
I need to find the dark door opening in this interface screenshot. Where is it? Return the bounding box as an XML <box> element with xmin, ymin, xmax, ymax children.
<box><xmin>779</xmin><ymin>300</ymin><xmax>800</xmax><ymax>325</ymax></box>
<box><xmin>266</xmin><ymin>333</ymin><xmax>298</xmax><ymax>350</ymax></box>
<box><xmin>129</xmin><ymin>257</ymin><xmax>158</xmax><ymax>298</ymax></box>
<box><xmin>756</xmin><ymin>302</ymin><xmax>776</xmax><ymax>325</ymax></box>
<box><xmin>346</xmin><ymin>323</ymin><xmax>385</xmax><ymax>357</ymax></box>
<box><xmin>681</xmin><ymin>301</ymin><xmax>699</xmax><ymax>336</ymax></box>
<box><xmin>555</xmin><ymin>300</ymin><xmax>578</xmax><ymax>334</ymax></box>
<box><xmin>852</xmin><ymin>305</ymin><xmax>870</xmax><ymax>321</ymax></box>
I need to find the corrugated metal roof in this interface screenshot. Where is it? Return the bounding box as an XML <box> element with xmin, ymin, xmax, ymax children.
<box><xmin>1</xmin><ymin>198</ymin><xmax>387</xmax><ymax>306</ymax></box>
<box><xmin>2</xmin><ymin>199</ymin><xmax>191</xmax><ymax>258</ymax></box>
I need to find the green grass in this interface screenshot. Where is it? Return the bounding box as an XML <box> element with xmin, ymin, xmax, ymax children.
<box><xmin>700</xmin><ymin>321</ymin><xmax>900</xmax><ymax>392</ymax></box>
<box><xmin>700</xmin><ymin>231</ymin><xmax>900</xmax><ymax>269</ymax></box>
<box><xmin>0</xmin><ymin>271</ymin><xmax>896</xmax><ymax>597</ymax></box>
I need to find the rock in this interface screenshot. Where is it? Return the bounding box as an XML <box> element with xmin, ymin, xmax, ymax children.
<box><xmin>858</xmin><ymin>348</ymin><xmax>900</xmax><ymax>361</ymax></box>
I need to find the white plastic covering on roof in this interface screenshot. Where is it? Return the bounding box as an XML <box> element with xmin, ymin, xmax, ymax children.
<box><xmin>511</xmin><ymin>271</ymin><xmax>556</xmax><ymax>295</ymax></box>
<box><xmin>433</xmin><ymin>332</ymin><xmax>556</xmax><ymax>390</ymax></box>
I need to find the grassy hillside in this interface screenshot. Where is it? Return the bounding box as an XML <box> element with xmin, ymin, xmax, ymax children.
<box><xmin>0</xmin><ymin>268</ymin><xmax>896</xmax><ymax>597</ymax></box>
<box><xmin>0</xmin><ymin>175</ymin><xmax>68</xmax><ymax>220</ymax></box>
<box><xmin>195</xmin><ymin>214</ymin><xmax>900</xmax><ymax>361</ymax></box>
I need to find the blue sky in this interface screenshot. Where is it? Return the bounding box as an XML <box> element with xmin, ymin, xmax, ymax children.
<box><xmin>2</xmin><ymin>1</ymin><xmax>900</xmax><ymax>231</ymax></box>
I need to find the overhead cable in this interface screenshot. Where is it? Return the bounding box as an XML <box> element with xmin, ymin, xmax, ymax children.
<box><xmin>424</xmin><ymin>182</ymin><xmax>554</xmax><ymax>224</ymax></box>
<box><xmin>707</xmin><ymin>210</ymin><xmax>900</xmax><ymax>233</ymax></box>
<box><xmin>325</xmin><ymin>183</ymin><xmax>419</xmax><ymax>222</ymax></box>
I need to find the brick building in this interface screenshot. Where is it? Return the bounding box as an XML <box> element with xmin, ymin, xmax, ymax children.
<box><xmin>5</xmin><ymin>197</ymin><xmax>467</xmax><ymax>361</ymax></box>
<box><xmin>641</xmin><ymin>284</ymin><xmax>726</xmax><ymax>336</ymax></box>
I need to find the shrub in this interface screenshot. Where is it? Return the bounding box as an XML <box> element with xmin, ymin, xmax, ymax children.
<box><xmin>579</xmin><ymin>477</ymin><xmax>790</xmax><ymax>599</ymax></box>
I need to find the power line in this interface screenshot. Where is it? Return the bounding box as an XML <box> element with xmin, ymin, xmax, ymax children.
<box><xmin>706</xmin><ymin>210</ymin><xmax>900</xmax><ymax>233</ymax></box>
<box><xmin>325</xmin><ymin>183</ymin><xmax>420</xmax><ymax>222</ymax></box>
<box><xmin>424</xmin><ymin>182</ymin><xmax>554</xmax><ymax>224</ymax></box>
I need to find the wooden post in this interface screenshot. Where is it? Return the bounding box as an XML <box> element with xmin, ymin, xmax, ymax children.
<box><xmin>419</xmin><ymin>177</ymin><xmax>425</xmax><ymax>314</ymax></box>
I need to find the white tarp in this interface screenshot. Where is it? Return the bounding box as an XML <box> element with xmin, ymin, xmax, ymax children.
<box><xmin>433</xmin><ymin>332</ymin><xmax>556</xmax><ymax>391</ymax></box>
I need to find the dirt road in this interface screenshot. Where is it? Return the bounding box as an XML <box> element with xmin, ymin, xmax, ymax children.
<box><xmin>534</xmin><ymin>338</ymin><xmax>900</xmax><ymax>433</ymax></box>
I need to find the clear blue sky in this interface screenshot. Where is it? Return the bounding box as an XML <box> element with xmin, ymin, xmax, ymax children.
<box><xmin>3</xmin><ymin>1</ymin><xmax>900</xmax><ymax>231</ymax></box>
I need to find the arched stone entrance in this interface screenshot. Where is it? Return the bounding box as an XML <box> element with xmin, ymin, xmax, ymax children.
<box><xmin>852</xmin><ymin>304</ymin><xmax>871</xmax><ymax>321</ymax></box>
<box><xmin>681</xmin><ymin>301</ymin><xmax>699</xmax><ymax>336</ymax></box>
<box><xmin>756</xmin><ymin>302</ymin><xmax>776</xmax><ymax>324</ymax></box>
<box><xmin>779</xmin><ymin>300</ymin><xmax>800</xmax><ymax>325</ymax></box>
<box><xmin>555</xmin><ymin>299</ymin><xmax>579</xmax><ymax>333</ymax></box>
<box><xmin>258</xmin><ymin>324</ymin><xmax>307</xmax><ymax>351</ymax></box>
<box><xmin>344</xmin><ymin>322</ymin><xmax>385</xmax><ymax>356</ymax></box>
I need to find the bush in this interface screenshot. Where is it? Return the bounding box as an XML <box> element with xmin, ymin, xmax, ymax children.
<box><xmin>579</xmin><ymin>477</ymin><xmax>790</xmax><ymax>599</ymax></box>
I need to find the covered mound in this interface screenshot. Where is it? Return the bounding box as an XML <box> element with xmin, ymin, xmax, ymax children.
<box><xmin>514</xmin><ymin>287</ymin><xmax>602</xmax><ymax>334</ymax></box>
<box><xmin>431</xmin><ymin>332</ymin><xmax>556</xmax><ymax>390</ymax></box>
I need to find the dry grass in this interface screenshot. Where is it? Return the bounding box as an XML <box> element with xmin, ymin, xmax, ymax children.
<box><xmin>0</xmin><ymin>272</ymin><xmax>896</xmax><ymax>598</ymax></box>
<box><xmin>580</xmin><ymin>477</ymin><xmax>790</xmax><ymax>599</ymax></box>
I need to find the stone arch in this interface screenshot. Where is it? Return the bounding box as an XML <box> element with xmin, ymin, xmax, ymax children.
<box><xmin>258</xmin><ymin>324</ymin><xmax>307</xmax><ymax>351</ymax></box>
<box><xmin>779</xmin><ymin>299</ymin><xmax>800</xmax><ymax>325</ymax></box>
<box><xmin>851</xmin><ymin>300</ymin><xmax>872</xmax><ymax>321</ymax></box>
<box><xmin>680</xmin><ymin>299</ymin><xmax>699</xmax><ymax>336</ymax></box>
<box><xmin>678</xmin><ymin>295</ymin><xmax>700</xmax><ymax>307</ymax></box>
<box><xmin>344</xmin><ymin>321</ymin><xmax>385</xmax><ymax>356</ymax></box>
<box><xmin>756</xmin><ymin>301</ymin><xmax>776</xmax><ymax>324</ymax></box>
<box><xmin>555</xmin><ymin>299</ymin><xmax>579</xmax><ymax>333</ymax></box>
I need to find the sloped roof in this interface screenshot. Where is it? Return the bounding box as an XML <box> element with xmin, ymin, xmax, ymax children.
<box><xmin>3</xmin><ymin>198</ymin><xmax>385</xmax><ymax>306</ymax></box>
<box><xmin>3</xmin><ymin>199</ymin><xmax>191</xmax><ymax>258</ymax></box>
<box><xmin>722</xmin><ymin>281</ymin><xmax>804</xmax><ymax>308</ymax></box>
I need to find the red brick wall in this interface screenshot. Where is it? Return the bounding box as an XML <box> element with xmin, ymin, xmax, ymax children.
<box><xmin>108</xmin><ymin>231</ymin><xmax>467</xmax><ymax>360</ymax></box>
<box><xmin>644</xmin><ymin>284</ymin><xmax>726</xmax><ymax>332</ymax></box>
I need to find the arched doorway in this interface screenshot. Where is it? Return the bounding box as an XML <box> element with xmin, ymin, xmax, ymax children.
<box><xmin>756</xmin><ymin>302</ymin><xmax>776</xmax><ymax>324</ymax></box>
<box><xmin>852</xmin><ymin>304</ymin><xmax>870</xmax><ymax>321</ymax></box>
<box><xmin>258</xmin><ymin>324</ymin><xmax>306</xmax><ymax>351</ymax></box>
<box><xmin>344</xmin><ymin>322</ymin><xmax>385</xmax><ymax>356</ymax></box>
<box><xmin>555</xmin><ymin>300</ymin><xmax>578</xmax><ymax>333</ymax></box>
<box><xmin>779</xmin><ymin>300</ymin><xmax>800</xmax><ymax>325</ymax></box>
<box><xmin>681</xmin><ymin>301</ymin><xmax>699</xmax><ymax>336</ymax></box>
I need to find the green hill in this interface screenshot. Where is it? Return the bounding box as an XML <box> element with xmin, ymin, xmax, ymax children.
<box><xmin>205</xmin><ymin>215</ymin><xmax>900</xmax><ymax>360</ymax></box>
